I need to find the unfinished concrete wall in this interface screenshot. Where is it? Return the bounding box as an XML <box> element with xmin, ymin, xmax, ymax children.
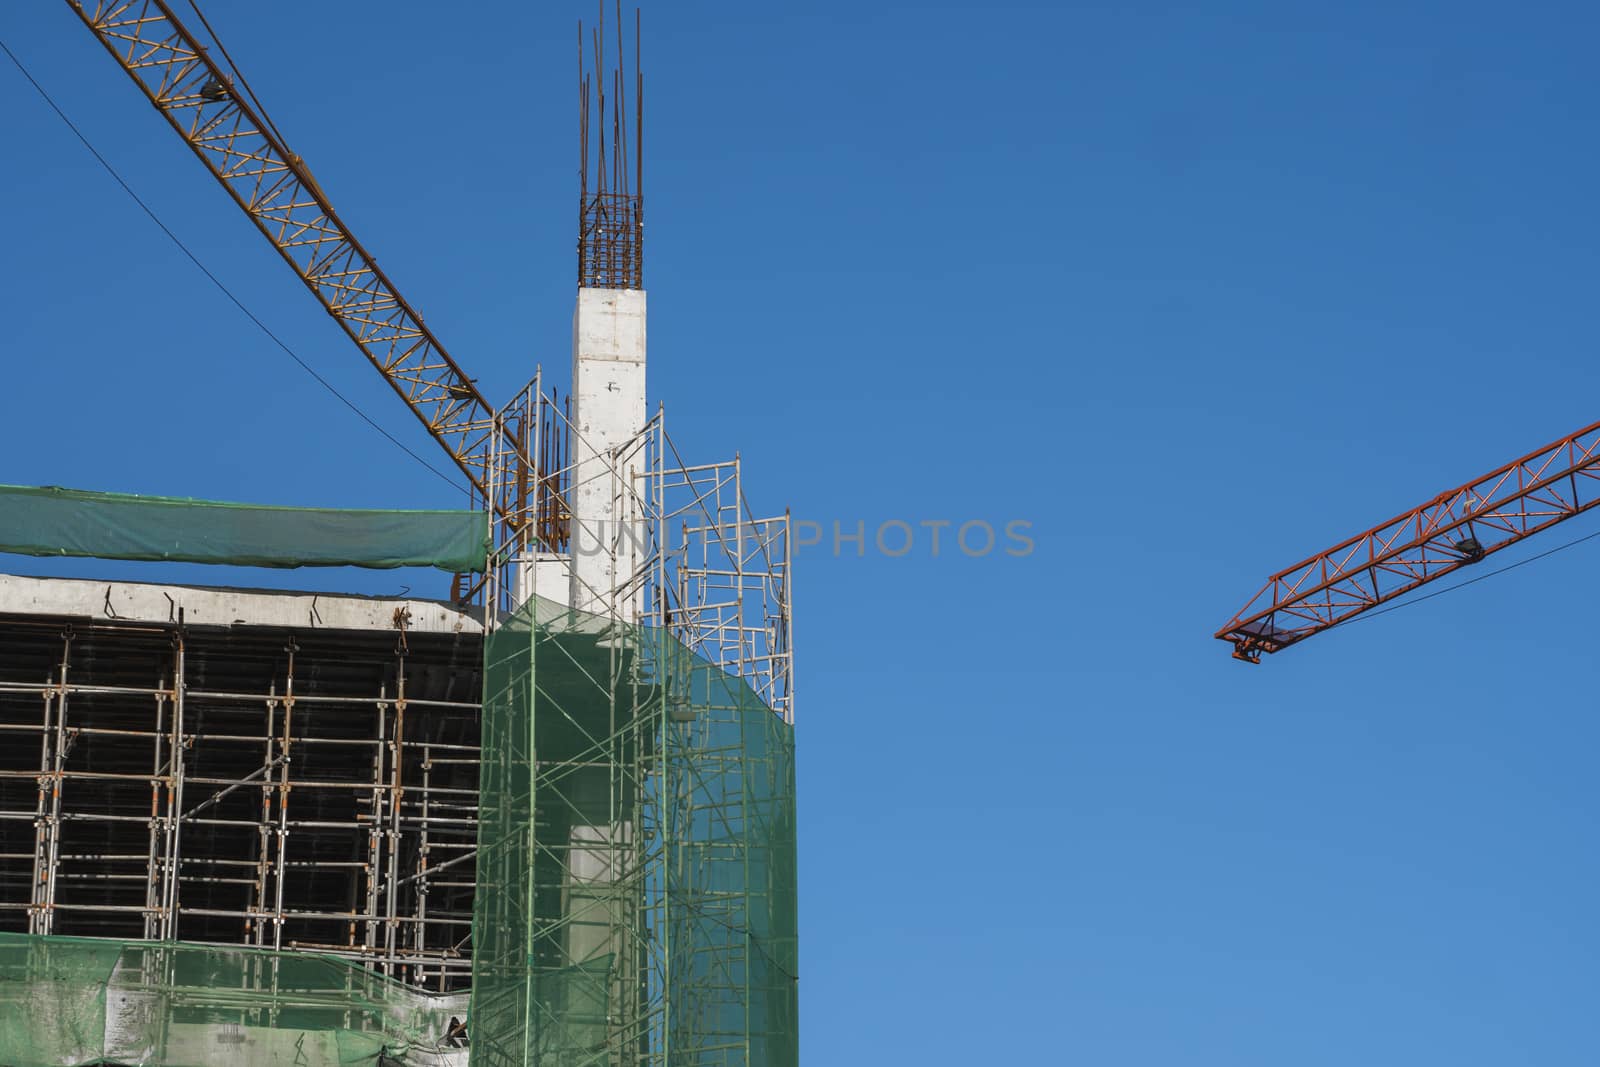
<box><xmin>569</xmin><ymin>287</ymin><xmax>647</xmax><ymax>620</ymax></box>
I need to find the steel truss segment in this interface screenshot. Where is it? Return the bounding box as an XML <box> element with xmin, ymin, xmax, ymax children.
<box><xmin>1219</xmin><ymin>418</ymin><xmax>1600</xmax><ymax>661</ymax></box>
<box><xmin>67</xmin><ymin>0</ymin><xmax>535</xmax><ymax>523</ymax></box>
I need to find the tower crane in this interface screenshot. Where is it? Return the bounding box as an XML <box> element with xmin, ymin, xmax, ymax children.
<box><xmin>62</xmin><ymin>0</ymin><xmax>544</xmax><ymax>593</ymax></box>
<box><xmin>1217</xmin><ymin>417</ymin><xmax>1600</xmax><ymax>662</ymax></box>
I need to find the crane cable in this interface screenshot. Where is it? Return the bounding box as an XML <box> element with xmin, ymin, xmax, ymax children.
<box><xmin>1343</xmin><ymin>526</ymin><xmax>1600</xmax><ymax>626</ymax></box>
<box><xmin>0</xmin><ymin>33</ymin><xmax>461</xmax><ymax>491</ymax></box>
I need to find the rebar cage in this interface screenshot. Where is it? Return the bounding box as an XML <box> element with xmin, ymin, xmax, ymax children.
<box><xmin>578</xmin><ymin>193</ymin><xmax>644</xmax><ymax>291</ymax></box>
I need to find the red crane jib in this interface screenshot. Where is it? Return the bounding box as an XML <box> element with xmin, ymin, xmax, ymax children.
<box><xmin>1218</xmin><ymin>418</ymin><xmax>1600</xmax><ymax>662</ymax></box>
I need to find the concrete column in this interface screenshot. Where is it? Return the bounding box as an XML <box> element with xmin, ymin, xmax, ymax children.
<box><xmin>569</xmin><ymin>288</ymin><xmax>647</xmax><ymax>619</ymax></box>
<box><xmin>514</xmin><ymin>552</ymin><xmax>574</xmax><ymax>610</ymax></box>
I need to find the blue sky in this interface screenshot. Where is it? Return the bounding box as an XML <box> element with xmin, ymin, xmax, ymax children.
<box><xmin>4</xmin><ymin>2</ymin><xmax>1599</xmax><ymax>1063</ymax></box>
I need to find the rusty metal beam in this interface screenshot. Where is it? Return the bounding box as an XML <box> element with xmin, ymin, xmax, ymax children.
<box><xmin>1218</xmin><ymin>418</ymin><xmax>1600</xmax><ymax>661</ymax></box>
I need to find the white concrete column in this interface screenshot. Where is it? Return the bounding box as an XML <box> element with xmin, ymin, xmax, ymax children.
<box><xmin>569</xmin><ymin>288</ymin><xmax>647</xmax><ymax>619</ymax></box>
<box><xmin>513</xmin><ymin>552</ymin><xmax>572</xmax><ymax>610</ymax></box>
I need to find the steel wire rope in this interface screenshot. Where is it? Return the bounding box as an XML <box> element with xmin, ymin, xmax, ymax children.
<box><xmin>1338</xmin><ymin>526</ymin><xmax>1600</xmax><ymax>626</ymax></box>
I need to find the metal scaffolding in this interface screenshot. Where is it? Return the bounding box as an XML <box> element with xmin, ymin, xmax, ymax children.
<box><xmin>470</xmin><ymin>393</ymin><xmax>797</xmax><ymax>1065</ymax></box>
<box><xmin>0</xmin><ymin>619</ymin><xmax>483</xmax><ymax>993</ymax></box>
<box><xmin>0</xmin><ymin>389</ymin><xmax>795</xmax><ymax>1063</ymax></box>
<box><xmin>480</xmin><ymin>377</ymin><xmax>793</xmax><ymax>720</ymax></box>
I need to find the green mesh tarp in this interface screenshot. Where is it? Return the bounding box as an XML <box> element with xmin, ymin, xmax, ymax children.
<box><xmin>471</xmin><ymin>596</ymin><xmax>798</xmax><ymax>1066</ymax></box>
<box><xmin>0</xmin><ymin>933</ymin><xmax>468</xmax><ymax>1066</ymax></box>
<box><xmin>0</xmin><ymin>483</ymin><xmax>488</xmax><ymax>572</ymax></box>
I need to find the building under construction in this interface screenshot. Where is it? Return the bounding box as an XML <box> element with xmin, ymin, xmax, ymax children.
<box><xmin>0</xmin><ymin>4</ymin><xmax>796</xmax><ymax>1066</ymax></box>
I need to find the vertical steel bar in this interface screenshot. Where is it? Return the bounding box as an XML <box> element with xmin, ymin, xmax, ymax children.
<box><xmin>28</xmin><ymin>645</ymin><xmax>58</xmax><ymax>936</ymax></box>
<box><xmin>366</xmin><ymin>684</ymin><xmax>387</xmax><ymax>955</ymax></box>
<box><xmin>272</xmin><ymin>643</ymin><xmax>295</xmax><ymax>951</ymax></box>
<box><xmin>144</xmin><ymin>676</ymin><xmax>169</xmax><ymax>940</ymax></box>
<box><xmin>252</xmin><ymin>682</ymin><xmax>277</xmax><ymax>946</ymax></box>
<box><xmin>736</xmin><ymin>455</ymin><xmax>746</xmax><ymax>684</ymax></box>
<box><xmin>40</xmin><ymin>633</ymin><xmax>74</xmax><ymax>935</ymax></box>
<box><xmin>784</xmin><ymin>509</ymin><xmax>795</xmax><ymax>724</ymax></box>
<box><xmin>532</xmin><ymin>368</ymin><xmax>543</xmax><ymax>584</ymax></box>
<box><xmin>657</xmin><ymin>409</ymin><xmax>672</xmax><ymax>1067</ymax></box>
<box><xmin>414</xmin><ymin>743</ymin><xmax>431</xmax><ymax>971</ymax></box>
<box><xmin>384</xmin><ymin>633</ymin><xmax>406</xmax><ymax>976</ymax></box>
<box><xmin>160</xmin><ymin>631</ymin><xmax>186</xmax><ymax>940</ymax></box>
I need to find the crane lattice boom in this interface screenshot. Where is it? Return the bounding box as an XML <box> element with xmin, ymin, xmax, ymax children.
<box><xmin>66</xmin><ymin>0</ymin><xmax>531</xmax><ymax>527</ymax></box>
<box><xmin>1219</xmin><ymin>418</ymin><xmax>1600</xmax><ymax>661</ymax></box>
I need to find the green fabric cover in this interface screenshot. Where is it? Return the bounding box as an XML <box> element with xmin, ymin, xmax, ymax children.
<box><xmin>0</xmin><ymin>483</ymin><xmax>488</xmax><ymax>573</ymax></box>
<box><xmin>471</xmin><ymin>595</ymin><xmax>798</xmax><ymax>1066</ymax></box>
<box><xmin>0</xmin><ymin>933</ymin><xmax>464</xmax><ymax>1066</ymax></box>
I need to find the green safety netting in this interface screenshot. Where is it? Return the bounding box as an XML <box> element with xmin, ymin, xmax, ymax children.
<box><xmin>0</xmin><ymin>933</ymin><xmax>469</xmax><ymax>1066</ymax></box>
<box><xmin>0</xmin><ymin>484</ymin><xmax>487</xmax><ymax>572</ymax></box>
<box><xmin>0</xmin><ymin>594</ymin><xmax>796</xmax><ymax>1066</ymax></box>
<box><xmin>471</xmin><ymin>595</ymin><xmax>797</xmax><ymax>1067</ymax></box>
